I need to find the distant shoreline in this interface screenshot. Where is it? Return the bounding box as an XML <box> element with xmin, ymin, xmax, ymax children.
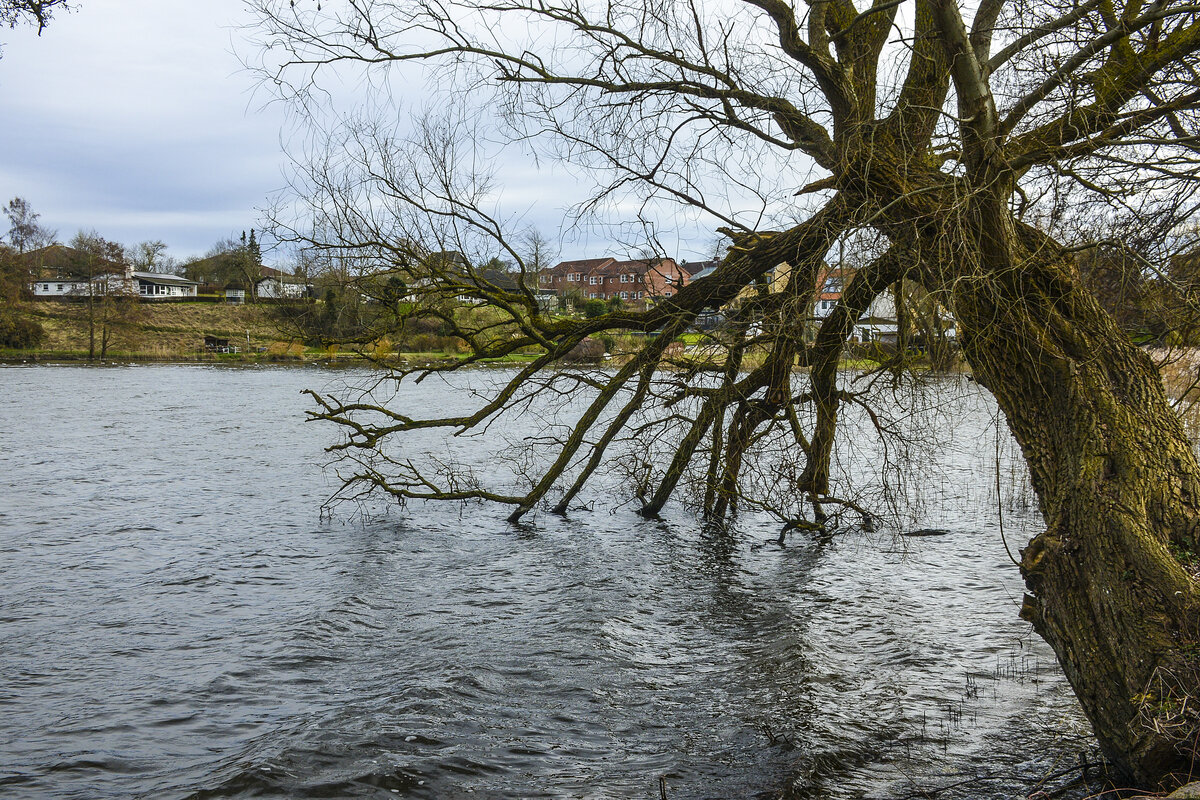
<box><xmin>0</xmin><ymin>353</ymin><xmax>329</xmax><ymax>367</ymax></box>
<box><xmin>0</xmin><ymin>352</ymin><xmax>503</xmax><ymax>369</ymax></box>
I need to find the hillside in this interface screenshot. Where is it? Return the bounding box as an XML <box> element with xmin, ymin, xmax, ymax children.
<box><xmin>20</xmin><ymin>301</ymin><xmax>300</xmax><ymax>359</ymax></box>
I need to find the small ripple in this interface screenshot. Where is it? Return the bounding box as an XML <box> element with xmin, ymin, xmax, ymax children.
<box><xmin>162</xmin><ymin>574</ymin><xmax>215</xmax><ymax>587</ymax></box>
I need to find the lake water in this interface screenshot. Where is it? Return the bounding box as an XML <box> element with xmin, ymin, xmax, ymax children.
<box><xmin>0</xmin><ymin>364</ymin><xmax>1100</xmax><ymax>799</ymax></box>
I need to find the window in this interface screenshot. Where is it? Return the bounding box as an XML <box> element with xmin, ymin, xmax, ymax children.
<box><xmin>56</xmin><ymin>284</ymin><xmax>63</xmax><ymax>292</ymax></box>
<box><xmin>589</xmin><ymin>276</ymin><xmax>600</xmax><ymax>285</ymax></box>
<box><xmin>567</xmin><ymin>273</ymin><xmax>577</xmax><ymax>282</ymax></box>
<box><xmin>620</xmin><ymin>273</ymin><xmax>630</xmax><ymax>283</ymax></box>
<box><xmin>619</xmin><ymin>291</ymin><xmax>628</xmax><ymax>299</ymax></box>
<box><xmin>664</xmin><ymin>291</ymin><xmax>673</xmax><ymax>297</ymax></box>
<box><xmin>636</xmin><ymin>291</ymin><xmax>644</xmax><ymax>299</ymax></box>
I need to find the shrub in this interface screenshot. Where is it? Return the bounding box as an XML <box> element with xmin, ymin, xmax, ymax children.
<box><xmin>563</xmin><ymin>337</ymin><xmax>605</xmax><ymax>363</ymax></box>
<box><xmin>0</xmin><ymin>315</ymin><xmax>45</xmax><ymax>349</ymax></box>
<box><xmin>410</xmin><ymin>316</ymin><xmax>448</xmax><ymax>335</ymax></box>
<box><xmin>402</xmin><ymin>333</ymin><xmax>466</xmax><ymax>353</ymax></box>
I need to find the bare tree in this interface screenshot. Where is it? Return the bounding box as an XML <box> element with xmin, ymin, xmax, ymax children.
<box><xmin>521</xmin><ymin>229</ymin><xmax>558</xmax><ymax>274</ymax></box>
<box><xmin>126</xmin><ymin>239</ymin><xmax>177</xmax><ymax>274</ymax></box>
<box><xmin>250</xmin><ymin>0</ymin><xmax>1200</xmax><ymax>785</ymax></box>
<box><xmin>69</xmin><ymin>230</ymin><xmax>140</xmax><ymax>360</ymax></box>
<box><xmin>4</xmin><ymin>196</ymin><xmax>54</xmax><ymax>253</ymax></box>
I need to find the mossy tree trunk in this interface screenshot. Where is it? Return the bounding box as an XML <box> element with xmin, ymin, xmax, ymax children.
<box><xmin>950</xmin><ymin>239</ymin><xmax>1200</xmax><ymax>786</ymax></box>
<box><xmin>912</xmin><ymin>3</ymin><xmax>1200</xmax><ymax>778</ymax></box>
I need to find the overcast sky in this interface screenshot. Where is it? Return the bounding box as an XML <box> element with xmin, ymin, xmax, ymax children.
<box><xmin>0</xmin><ymin>1</ymin><xmax>722</xmax><ymax>268</ymax></box>
<box><xmin>0</xmin><ymin>0</ymin><xmax>296</xmax><ymax>262</ymax></box>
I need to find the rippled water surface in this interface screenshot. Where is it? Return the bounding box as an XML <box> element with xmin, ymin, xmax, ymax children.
<box><xmin>0</xmin><ymin>365</ymin><xmax>1098</xmax><ymax>799</ymax></box>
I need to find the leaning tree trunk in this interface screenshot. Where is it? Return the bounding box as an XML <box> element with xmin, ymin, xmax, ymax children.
<box><xmin>951</xmin><ymin>243</ymin><xmax>1200</xmax><ymax>787</ymax></box>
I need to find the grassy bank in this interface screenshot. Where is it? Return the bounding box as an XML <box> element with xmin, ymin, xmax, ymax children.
<box><xmin>2</xmin><ymin>301</ymin><xmax>519</xmax><ymax>364</ymax></box>
<box><xmin>24</xmin><ymin>301</ymin><xmax>285</xmax><ymax>358</ymax></box>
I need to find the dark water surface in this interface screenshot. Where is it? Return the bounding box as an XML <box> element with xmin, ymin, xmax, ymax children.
<box><xmin>0</xmin><ymin>365</ymin><xmax>1096</xmax><ymax>799</ymax></box>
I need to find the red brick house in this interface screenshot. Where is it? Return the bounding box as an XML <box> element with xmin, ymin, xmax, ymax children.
<box><xmin>539</xmin><ymin>256</ymin><xmax>689</xmax><ymax>307</ymax></box>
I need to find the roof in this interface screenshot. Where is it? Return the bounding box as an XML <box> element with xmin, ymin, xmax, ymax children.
<box><xmin>30</xmin><ymin>269</ymin><xmax>110</xmax><ymax>282</ymax></box>
<box><xmin>133</xmin><ymin>271</ymin><xmax>198</xmax><ymax>286</ymax></box>
<box><xmin>625</xmin><ymin>257</ymin><xmax>677</xmax><ymax>271</ymax></box>
<box><xmin>815</xmin><ymin>265</ymin><xmax>853</xmax><ymax>299</ymax></box>
<box><xmin>476</xmin><ymin>268</ymin><xmax>531</xmax><ymax>292</ymax></box>
<box><xmin>680</xmin><ymin>259</ymin><xmax>718</xmax><ymax>276</ymax></box>
<box><xmin>255</xmin><ymin>273</ymin><xmax>308</xmax><ymax>285</ymax></box>
<box><xmin>21</xmin><ymin>244</ymin><xmax>123</xmax><ymax>277</ymax></box>
<box><xmin>429</xmin><ymin>251</ymin><xmax>469</xmax><ymax>266</ymax></box>
<box><xmin>183</xmin><ymin>252</ymin><xmax>239</xmax><ymax>271</ymax></box>
<box><xmin>589</xmin><ymin>257</ymin><xmax>679</xmax><ymax>276</ymax></box>
<box><xmin>545</xmin><ymin>257</ymin><xmax>616</xmax><ymax>275</ymax></box>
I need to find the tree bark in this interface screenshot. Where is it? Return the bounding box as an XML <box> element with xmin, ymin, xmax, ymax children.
<box><xmin>86</xmin><ymin>290</ymin><xmax>96</xmax><ymax>361</ymax></box>
<box><xmin>949</xmin><ymin>240</ymin><xmax>1200</xmax><ymax>787</ymax></box>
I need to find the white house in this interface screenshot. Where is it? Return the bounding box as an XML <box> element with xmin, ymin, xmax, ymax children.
<box><xmin>852</xmin><ymin>291</ymin><xmax>899</xmax><ymax>344</ymax></box>
<box><xmin>849</xmin><ymin>289</ymin><xmax>957</xmax><ymax>345</ymax></box>
<box><xmin>30</xmin><ymin>263</ymin><xmax>197</xmax><ymax>300</ymax></box>
<box><xmin>30</xmin><ymin>275</ymin><xmax>101</xmax><ymax>297</ymax></box>
<box><xmin>255</xmin><ymin>273</ymin><xmax>310</xmax><ymax>299</ymax></box>
<box><xmin>131</xmin><ymin>271</ymin><xmax>198</xmax><ymax>299</ymax></box>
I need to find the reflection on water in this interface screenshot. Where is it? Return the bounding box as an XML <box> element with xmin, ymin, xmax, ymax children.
<box><xmin>0</xmin><ymin>365</ymin><xmax>1097</xmax><ymax>799</ymax></box>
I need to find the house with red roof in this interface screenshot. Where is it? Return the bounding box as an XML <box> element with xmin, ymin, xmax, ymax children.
<box><xmin>539</xmin><ymin>256</ymin><xmax>689</xmax><ymax>308</ymax></box>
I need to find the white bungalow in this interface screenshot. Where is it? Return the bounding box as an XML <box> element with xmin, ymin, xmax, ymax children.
<box><xmin>131</xmin><ymin>271</ymin><xmax>198</xmax><ymax>299</ymax></box>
